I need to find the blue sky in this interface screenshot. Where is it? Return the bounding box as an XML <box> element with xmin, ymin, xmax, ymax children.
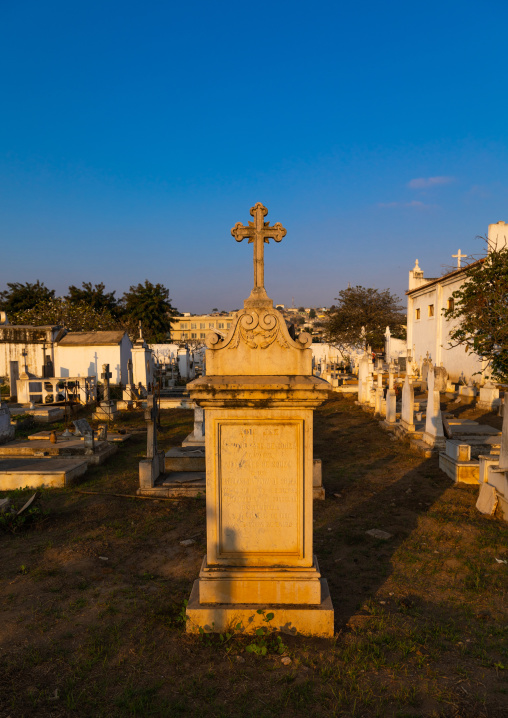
<box><xmin>1</xmin><ymin>1</ymin><xmax>507</xmax><ymax>313</ymax></box>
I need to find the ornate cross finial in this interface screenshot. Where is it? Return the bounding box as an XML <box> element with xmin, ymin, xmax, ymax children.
<box><xmin>452</xmin><ymin>249</ymin><xmax>467</xmax><ymax>268</ymax></box>
<box><xmin>138</xmin><ymin>320</ymin><xmax>143</xmax><ymax>340</ymax></box>
<box><xmin>231</xmin><ymin>202</ymin><xmax>286</xmax><ymax>302</ymax></box>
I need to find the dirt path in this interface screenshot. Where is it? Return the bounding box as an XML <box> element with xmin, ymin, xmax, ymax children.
<box><xmin>0</xmin><ymin>397</ymin><xmax>506</xmax><ymax>717</ymax></box>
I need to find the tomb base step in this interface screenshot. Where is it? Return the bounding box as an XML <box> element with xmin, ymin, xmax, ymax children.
<box><xmin>92</xmin><ymin>408</ymin><xmax>119</xmax><ymax>421</ymax></box>
<box><xmin>165</xmin><ymin>447</ymin><xmax>206</xmax><ymax>472</ymax></box>
<box><xmin>0</xmin><ymin>457</ymin><xmax>88</xmax><ymax>490</ymax></box>
<box><xmin>138</xmin><ymin>471</ymin><xmax>206</xmax><ymax>498</ymax></box>
<box><xmin>409</xmin><ymin>438</ymin><xmax>438</xmax><ymax>458</ymax></box>
<box><xmin>198</xmin><ymin>555</ymin><xmax>323</xmax><ymax>604</ymax></box>
<box><xmin>0</xmin><ymin>439</ymin><xmax>117</xmax><ymax>465</ymax></box>
<box><xmin>186</xmin><ymin>578</ymin><xmax>334</xmax><ymax>638</ymax></box>
<box><xmin>438</xmin><ymin>452</ymin><xmax>480</xmax><ymax>484</ymax></box>
<box><xmin>86</xmin><ymin>443</ymin><xmax>118</xmax><ymax>465</ymax></box>
<box><xmin>10</xmin><ymin>407</ymin><xmax>65</xmax><ymax>424</ymax></box>
<box><xmin>182</xmin><ymin>432</ymin><xmax>206</xmax><ymax>448</ymax></box>
<box><xmin>159</xmin><ymin>398</ymin><xmax>195</xmax><ymax>410</ymax></box>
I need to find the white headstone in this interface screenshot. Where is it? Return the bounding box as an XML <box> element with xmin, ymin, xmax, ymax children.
<box><xmin>423</xmin><ymin>363</ymin><xmax>445</xmax><ymax>446</ymax></box>
<box><xmin>478</xmin><ymin>381</ymin><xmax>500</xmax><ymax>410</ymax></box>
<box><xmin>400</xmin><ymin>375</ymin><xmax>415</xmax><ymax>431</ymax></box>
<box><xmin>385</xmin><ymin>363</ymin><xmax>397</xmax><ymax>424</ymax></box>
<box><xmin>375</xmin><ymin>369</ymin><xmax>384</xmax><ymax>415</ymax></box>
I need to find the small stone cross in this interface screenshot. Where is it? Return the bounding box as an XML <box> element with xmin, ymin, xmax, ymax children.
<box><xmin>101</xmin><ymin>363</ymin><xmax>112</xmax><ymax>401</ymax></box>
<box><xmin>144</xmin><ymin>393</ymin><xmax>159</xmax><ymax>458</ymax></box>
<box><xmin>231</xmin><ymin>202</ymin><xmax>286</xmax><ymax>298</ymax></box>
<box><xmin>452</xmin><ymin>249</ymin><xmax>467</xmax><ymax>268</ymax></box>
<box><xmin>21</xmin><ymin>348</ymin><xmax>29</xmax><ymax>375</ymax></box>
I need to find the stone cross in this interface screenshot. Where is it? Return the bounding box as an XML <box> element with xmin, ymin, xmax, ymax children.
<box><xmin>101</xmin><ymin>363</ymin><xmax>112</xmax><ymax>402</ymax></box>
<box><xmin>231</xmin><ymin>202</ymin><xmax>286</xmax><ymax>298</ymax></box>
<box><xmin>138</xmin><ymin>320</ymin><xmax>143</xmax><ymax>341</ymax></box>
<box><xmin>452</xmin><ymin>249</ymin><xmax>467</xmax><ymax>268</ymax></box>
<box><xmin>144</xmin><ymin>393</ymin><xmax>159</xmax><ymax>459</ymax></box>
<box><xmin>21</xmin><ymin>348</ymin><xmax>29</xmax><ymax>375</ymax></box>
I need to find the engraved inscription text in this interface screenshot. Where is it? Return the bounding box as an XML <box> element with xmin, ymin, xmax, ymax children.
<box><xmin>219</xmin><ymin>422</ymin><xmax>300</xmax><ymax>555</ymax></box>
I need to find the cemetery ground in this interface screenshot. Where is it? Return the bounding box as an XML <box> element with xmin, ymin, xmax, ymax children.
<box><xmin>0</xmin><ymin>398</ymin><xmax>507</xmax><ymax>718</ymax></box>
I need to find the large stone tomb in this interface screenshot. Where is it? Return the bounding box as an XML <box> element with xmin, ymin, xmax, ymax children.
<box><xmin>185</xmin><ymin>203</ymin><xmax>333</xmax><ymax>637</ymax></box>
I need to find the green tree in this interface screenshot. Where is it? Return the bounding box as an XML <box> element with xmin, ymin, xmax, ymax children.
<box><xmin>443</xmin><ymin>247</ymin><xmax>508</xmax><ymax>381</ymax></box>
<box><xmin>309</xmin><ymin>308</ymin><xmax>316</xmax><ymax>319</ymax></box>
<box><xmin>325</xmin><ymin>286</ymin><xmax>406</xmax><ymax>353</ymax></box>
<box><xmin>66</xmin><ymin>282</ymin><xmax>119</xmax><ymax>316</ymax></box>
<box><xmin>122</xmin><ymin>280</ymin><xmax>177</xmax><ymax>343</ymax></box>
<box><xmin>9</xmin><ymin>298</ymin><xmax>121</xmax><ymax>331</ymax></box>
<box><xmin>0</xmin><ymin>281</ymin><xmax>55</xmax><ymax>315</ymax></box>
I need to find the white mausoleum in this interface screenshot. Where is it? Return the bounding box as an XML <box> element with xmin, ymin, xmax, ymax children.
<box><xmin>55</xmin><ymin>331</ymin><xmax>132</xmax><ymax>384</ymax></box>
<box><xmin>406</xmin><ymin>221</ymin><xmax>508</xmax><ymax>383</ymax></box>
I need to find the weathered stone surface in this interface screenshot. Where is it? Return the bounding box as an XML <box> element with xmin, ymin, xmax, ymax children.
<box><xmin>185</xmin><ymin>577</ymin><xmax>334</xmax><ymax>637</ymax></box>
<box><xmin>366</xmin><ymin>529</ymin><xmax>392</xmax><ymax>540</ymax></box>
<box><xmin>73</xmin><ymin>419</ymin><xmax>93</xmax><ymax>436</ymax></box>
<box><xmin>476</xmin><ymin>483</ymin><xmax>498</xmax><ymax>515</ymax></box>
<box><xmin>400</xmin><ymin>375</ymin><xmax>415</xmax><ymax>432</ymax></box>
<box><xmin>439</xmin><ymin>451</ymin><xmax>479</xmax><ymax>484</ymax></box>
<box><xmin>0</xmin><ymin>457</ymin><xmax>88</xmax><ymax>490</ymax></box>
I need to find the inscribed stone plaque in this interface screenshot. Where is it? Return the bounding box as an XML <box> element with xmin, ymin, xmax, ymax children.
<box><xmin>218</xmin><ymin>420</ymin><xmax>302</xmax><ymax>558</ymax></box>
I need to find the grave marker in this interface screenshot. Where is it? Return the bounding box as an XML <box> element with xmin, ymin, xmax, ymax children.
<box><xmin>185</xmin><ymin>203</ymin><xmax>333</xmax><ymax>636</ymax></box>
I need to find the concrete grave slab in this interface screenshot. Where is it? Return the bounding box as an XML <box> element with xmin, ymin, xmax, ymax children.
<box><xmin>0</xmin><ymin>457</ymin><xmax>88</xmax><ymax>490</ymax></box>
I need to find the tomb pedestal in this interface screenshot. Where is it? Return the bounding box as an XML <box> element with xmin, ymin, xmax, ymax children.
<box><xmin>185</xmin><ymin>203</ymin><xmax>333</xmax><ymax>637</ymax></box>
<box><xmin>439</xmin><ymin>440</ymin><xmax>479</xmax><ymax>484</ymax></box>
<box><xmin>93</xmin><ymin>400</ymin><xmax>118</xmax><ymax>421</ymax></box>
<box><xmin>182</xmin><ymin>406</ymin><xmax>205</xmax><ymax>447</ymax></box>
<box><xmin>186</xmin><ymin>374</ymin><xmax>332</xmax><ymax>636</ymax></box>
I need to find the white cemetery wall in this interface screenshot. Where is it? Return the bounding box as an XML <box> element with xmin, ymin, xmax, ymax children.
<box><xmin>0</xmin><ymin>326</ymin><xmax>59</xmax><ymax>384</ymax></box>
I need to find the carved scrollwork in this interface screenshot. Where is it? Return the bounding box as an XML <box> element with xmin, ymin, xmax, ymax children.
<box><xmin>205</xmin><ymin>332</ymin><xmax>222</xmax><ymax>349</ymax></box>
<box><xmin>297</xmin><ymin>332</ymin><xmax>312</xmax><ymax>349</ymax></box>
<box><xmin>228</xmin><ymin>310</ymin><xmax>289</xmax><ymax>350</ymax></box>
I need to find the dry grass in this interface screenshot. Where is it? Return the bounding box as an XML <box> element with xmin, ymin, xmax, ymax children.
<box><xmin>0</xmin><ymin>396</ymin><xmax>506</xmax><ymax>717</ymax></box>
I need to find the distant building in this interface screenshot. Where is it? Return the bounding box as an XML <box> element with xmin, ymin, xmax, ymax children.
<box><xmin>171</xmin><ymin>313</ymin><xmax>235</xmax><ymax>343</ymax></box>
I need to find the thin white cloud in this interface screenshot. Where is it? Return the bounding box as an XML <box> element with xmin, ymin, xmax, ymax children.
<box><xmin>468</xmin><ymin>184</ymin><xmax>490</xmax><ymax>198</ymax></box>
<box><xmin>408</xmin><ymin>176</ymin><xmax>454</xmax><ymax>189</ymax></box>
<box><xmin>378</xmin><ymin>200</ymin><xmax>429</xmax><ymax>209</ymax></box>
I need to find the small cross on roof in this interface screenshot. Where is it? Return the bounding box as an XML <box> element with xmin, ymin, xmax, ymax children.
<box><xmin>452</xmin><ymin>249</ymin><xmax>468</xmax><ymax>268</ymax></box>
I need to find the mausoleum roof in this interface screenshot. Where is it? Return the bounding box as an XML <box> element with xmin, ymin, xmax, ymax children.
<box><xmin>406</xmin><ymin>258</ymin><xmax>484</xmax><ymax>296</ymax></box>
<box><xmin>58</xmin><ymin>330</ymin><xmax>127</xmax><ymax>346</ymax></box>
